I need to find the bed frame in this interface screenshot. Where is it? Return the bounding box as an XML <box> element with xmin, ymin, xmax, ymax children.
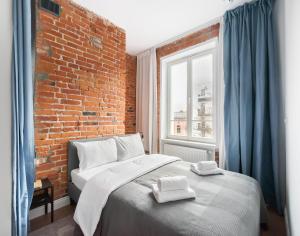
<box><xmin>67</xmin><ymin>135</ymin><xmax>128</xmax><ymax>204</ymax></box>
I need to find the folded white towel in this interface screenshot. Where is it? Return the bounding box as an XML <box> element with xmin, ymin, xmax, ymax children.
<box><xmin>152</xmin><ymin>184</ymin><xmax>196</xmax><ymax>203</ymax></box>
<box><xmin>191</xmin><ymin>163</ymin><xmax>224</xmax><ymax>176</ymax></box>
<box><xmin>157</xmin><ymin>176</ymin><xmax>188</xmax><ymax>192</ymax></box>
<box><xmin>196</xmin><ymin>161</ymin><xmax>218</xmax><ymax>171</ymax></box>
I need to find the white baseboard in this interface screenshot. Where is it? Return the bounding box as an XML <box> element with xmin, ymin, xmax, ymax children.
<box><xmin>284</xmin><ymin>206</ymin><xmax>291</xmax><ymax>236</ymax></box>
<box><xmin>30</xmin><ymin>196</ymin><xmax>70</xmax><ymax>220</ymax></box>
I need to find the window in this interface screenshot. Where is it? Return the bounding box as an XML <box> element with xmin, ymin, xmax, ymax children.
<box><xmin>166</xmin><ymin>40</ymin><xmax>217</xmax><ymax>143</ymax></box>
<box><xmin>176</xmin><ymin>125</ymin><xmax>181</xmax><ymax>134</ymax></box>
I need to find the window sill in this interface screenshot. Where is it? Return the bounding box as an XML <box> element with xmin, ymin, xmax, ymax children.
<box><xmin>160</xmin><ymin>138</ymin><xmax>216</xmax><ymax>150</ymax></box>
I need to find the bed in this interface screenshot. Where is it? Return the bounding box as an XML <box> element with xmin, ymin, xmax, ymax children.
<box><xmin>68</xmin><ymin>136</ymin><xmax>268</xmax><ymax>236</ymax></box>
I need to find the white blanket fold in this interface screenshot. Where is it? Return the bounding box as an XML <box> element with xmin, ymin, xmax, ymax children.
<box><xmin>152</xmin><ymin>184</ymin><xmax>196</xmax><ymax>203</ymax></box>
<box><xmin>191</xmin><ymin>163</ymin><xmax>224</xmax><ymax>176</ymax></box>
<box><xmin>157</xmin><ymin>176</ymin><xmax>188</xmax><ymax>192</ymax></box>
<box><xmin>74</xmin><ymin>154</ymin><xmax>180</xmax><ymax>236</ymax></box>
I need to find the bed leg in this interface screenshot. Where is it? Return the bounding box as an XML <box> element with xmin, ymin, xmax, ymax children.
<box><xmin>70</xmin><ymin>198</ymin><xmax>76</xmax><ymax>205</ymax></box>
<box><xmin>260</xmin><ymin>223</ymin><xmax>269</xmax><ymax>231</ymax></box>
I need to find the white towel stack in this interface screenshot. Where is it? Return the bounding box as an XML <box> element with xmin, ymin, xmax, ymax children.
<box><xmin>152</xmin><ymin>176</ymin><xmax>196</xmax><ymax>203</ymax></box>
<box><xmin>191</xmin><ymin>161</ymin><xmax>224</xmax><ymax>176</ymax></box>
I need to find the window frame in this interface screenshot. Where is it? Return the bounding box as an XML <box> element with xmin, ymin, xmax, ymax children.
<box><xmin>166</xmin><ymin>45</ymin><xmax>218</xmax><ymax>144</ymax></box>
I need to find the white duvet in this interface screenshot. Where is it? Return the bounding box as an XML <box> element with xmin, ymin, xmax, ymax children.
<box><xmin>71</xmin><ymin>155</ymin><xmax>145</xmax><ymax>190</ymax></box>
<box><xmin>74</xmin><ymin>154</ymin><xmax>180</xmax><ymax>236</ymax></box>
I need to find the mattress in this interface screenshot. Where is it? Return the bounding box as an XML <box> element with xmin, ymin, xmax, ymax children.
<box><xmin>71</xmin><ymin>155</ymin><xmax>145</xmax><ymax>190</ymax></box>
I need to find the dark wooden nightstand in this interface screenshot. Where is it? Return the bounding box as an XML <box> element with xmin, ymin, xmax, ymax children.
<box><xmin>31</xmin><ymin>178</ymin><xmax>54</xmax><ymax>222</ymax></box>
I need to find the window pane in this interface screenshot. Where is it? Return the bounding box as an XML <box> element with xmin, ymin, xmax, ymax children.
<box><xmin>191</xmin><ymin>54</ymin><xmax>214</xmax><ymax>138</ymax></box>
<box><xmin>169</xmin><ymin>62</ymin><xmax>187</xmax><ymax>136</ymax></box>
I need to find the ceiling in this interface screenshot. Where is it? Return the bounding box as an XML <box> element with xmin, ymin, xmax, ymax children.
<box><xmin>73</xmin><ymin>0</ymin><xmax>249</xmax><ymax>55</ymax></box>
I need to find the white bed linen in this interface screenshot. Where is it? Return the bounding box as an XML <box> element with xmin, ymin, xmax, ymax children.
<box><xmin>74</xmin><ymin>154</ymin><xmax>180</xmax><ymax>236</ymax></box>
<box><xmin>152</xmin><ymin>183</ymin><xmax>196</xmax><ymax>203</ymax></box>
<box><xmin>71</xmin><ymin>155</ymin><xmax>146</xmax><ymax>190</ymax></box>
<box><xmin>191</xmin><ymin>163</ymin><xmax>224</xmax><ymax>176</ymax></box>
<box><xmin>157</xmin><ymin>176</ymin><xmax>188</xmax><ymax>192</ymax></box>
<box><xmin>114</xmin><ymin>133</ymin><xmax>145</xmax><ymax>161</ymax></box>
<box><xmin>73</xmin><ymin>138</ymin><xmax>117</xmax><ymax>172</ymax></box>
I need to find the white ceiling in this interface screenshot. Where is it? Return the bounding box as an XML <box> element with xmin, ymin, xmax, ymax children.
<box><xmin>73</xmin><ymin>0</ymin><xmax>249</xmax><ymax>55</ymax></box>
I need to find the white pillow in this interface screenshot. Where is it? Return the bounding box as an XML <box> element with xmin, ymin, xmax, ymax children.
<box><xmin>114</xmin><ymin>133</ymin><xmax>145</xmax><ymax>161</ymax></box>
<box><xmin>74</xmin><ymin>138</ymin><xmax>117</xmax><ymax>172</ymax></box>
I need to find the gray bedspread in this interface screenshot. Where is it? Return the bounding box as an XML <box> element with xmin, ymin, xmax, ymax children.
<box><xmin>93</xmin><ymin>161</ymin><xmax>267</xmax><ymax>236</ymax></box>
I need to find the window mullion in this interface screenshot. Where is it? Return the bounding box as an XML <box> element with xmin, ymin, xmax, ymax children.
<box><xmin>167</xmin><ymin>64</ymin><xmax>171</xmax><ymax>138</ymax></box>
<box><xmin>187</xmin><ymin>58</ymin><xmax>192</xmax><ymax>140</ymax></box>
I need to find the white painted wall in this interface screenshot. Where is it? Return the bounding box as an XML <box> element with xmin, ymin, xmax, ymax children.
<box><xmin>0</xmin><ymin>0</ymin><xmax>12</xmax><ymax>235</ymax></box>
<box><xmin>274</xmin><ymin>0</ymin><xmax>300</xmax><ymax>235</ymax></box>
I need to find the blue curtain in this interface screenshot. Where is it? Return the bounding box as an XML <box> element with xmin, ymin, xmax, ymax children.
<box><xmin>12</xmin><ymin>0</ymin><xmax>35</xmax><ymax>235</ymax></box>
<box><xmin>223</xmin><ymin>0</ymin><xmax>284</xmax><ymax>213</ymax></box>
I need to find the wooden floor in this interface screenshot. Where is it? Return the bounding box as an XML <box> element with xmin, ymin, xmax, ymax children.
<box><xmin>261</xmin><ymin>207</ymin><xmax>287</xmax><ymax>236</ymax></box>
<box><xmin>30</xmin><ymin>205</ymin><xmax>286</xmax><ymax>236</ymax></box>
<box><xmin>30</xmin><ymin>205</ymin><xmax>75</xmax><ymax>232</ymax></box>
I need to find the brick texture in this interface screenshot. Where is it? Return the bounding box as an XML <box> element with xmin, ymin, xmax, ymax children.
<box><xmin>34</xmin><ymin>0</ymin><xmax>136</xmax><ymax>199</ymax></box>
<box><xmin>156</xmin><ymin>24</ymin><xmax>220</xmax><ymax>150</ymax></box>
<box><xmin>125</xmin><ymin>54</ymin><xmax>137</xmax><ymax>133</ymax></box>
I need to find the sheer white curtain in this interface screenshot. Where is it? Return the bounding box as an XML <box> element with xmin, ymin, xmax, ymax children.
<box><xmin>136</xmin><ymin>48</ymin><xmax>158</xmax><ymax>154</ymax></box>
<box><xmin>217</xmin><ymin>19</ymin><xmax>226</xmax><ymax>169</ymax></box>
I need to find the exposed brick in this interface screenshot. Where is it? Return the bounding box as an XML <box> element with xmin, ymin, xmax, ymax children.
<box><xmin>36</xmin><ymin>72</ymin><xmax>49</xmax><ymax>81</ymax></box>
<box><xmin>125</xmin><ymin>54</ymin><xmax>137</xmax><ymax>134</ymax></box>
<box><xmin>82</xmin><ymin>111</ymin><xmax>97</xmax><ymax>116</ymax></box>
<box><xmin>33</xmin><ymin>3</ymin><xmax>219</xmax><ymax>201</ymax></box>
<box><xmin>34</xmin><ymin>0</ymin><xmax>136</xmax><ymax>199</ymax></box>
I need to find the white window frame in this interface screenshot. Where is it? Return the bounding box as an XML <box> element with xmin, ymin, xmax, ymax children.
<box><xmin>162</xmin><ymin>38</ymin><xmax>218</xmax><ymax>145</ymax></box>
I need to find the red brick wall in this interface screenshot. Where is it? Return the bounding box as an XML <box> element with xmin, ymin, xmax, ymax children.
<box><xmin>34</xmin><ymin>0</ymin><xmax>135</xmax><ymax>198</ymax></box>
<box><xmin>156</xmin><ymin>24</ymin><xmax>220</xmax><ymax>149</ymax></box>
<box><xmin>125</xmin><ymin>54</ymin><xmax>137</xmax><ymax>133</ymax></box>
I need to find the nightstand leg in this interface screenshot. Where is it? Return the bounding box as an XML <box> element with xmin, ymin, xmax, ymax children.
<box><xmin>51</xmin><ymin>186</ymin><xmax>54</xmax><ymax>222</ymax></box>
<box><xmin>45</xmin><ymin>203</ymin><xmax>48</xmax><ymax>214</ymax></box>
<box><xmin>51</xmin><ymin>201</ymin><xmax>54</xmax><ymax>222</ymax></box>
